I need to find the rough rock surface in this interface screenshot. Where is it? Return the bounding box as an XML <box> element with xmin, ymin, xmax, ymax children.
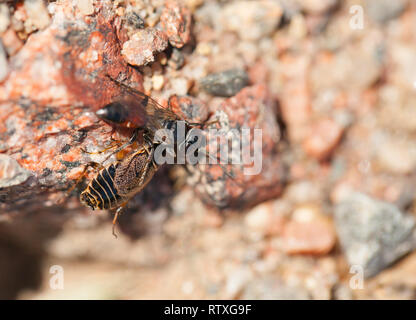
<box><xmin>187</xmin><ymin>85</ymin><xmax>286</xmax><ymax>209</ymax></box>
<box><xmin>335</xmin><ymin>193</ymin><xmax>416</xmax><ymax>278</ymax></box>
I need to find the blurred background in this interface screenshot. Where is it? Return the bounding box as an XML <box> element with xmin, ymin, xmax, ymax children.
<box><xmin>1</xmin><ymin>0</ymin><xmax>416</xmax><ymax>300</ymax></box>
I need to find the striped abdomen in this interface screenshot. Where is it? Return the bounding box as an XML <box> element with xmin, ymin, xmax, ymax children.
<box><xmin>80</xmin><ymin>164</ymin><xmax>124</xmax><ymax>210</ymax></box>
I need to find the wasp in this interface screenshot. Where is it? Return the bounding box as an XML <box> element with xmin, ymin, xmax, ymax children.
<box><xmin>78</xmin><ymin>76</ymin><xmax>218</xmax><ymax>237</ymax></box>
<box><xmin>80</xmin><ymin>141</ymin><xmax>158</xmax><ymax>237</ymax></box>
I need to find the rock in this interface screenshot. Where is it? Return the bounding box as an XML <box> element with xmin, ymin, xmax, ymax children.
<box><xmin>160</xmin><ymin>0</ymin><xmax>191</xmax><ymax>48</ymax></box>
<box><xmin>0</xmin><ymin>41</ymin><xmax>8</xmax><ymax>82</ymax></box>
<box><xmin>365</xmin><ymin>0</ymin><xmax>408</xmax><ymax>23</ymax></box>
<box><xmin>1</xmin><ymin>29</ymin><xmax>24</xmax><ymax>56</ymax></box>
<box><xmin>200</xmin><ymin>69</ymin><xmax>249</xmax><ymax>97</ymax></box>
<box><xmin>187</xmin><ymin>85</ymin><xmax>286</xmax><ymax>209</ymax></box>
<box><xmin>303</xmin><ymin>118</ymin><xmax>344</xmax><ymax>160</ymax></box>
<box><xmin>121</xmin><ymin>29</ymin><xmax>168</xmax><ymax>66</ymax></box>
<box><xmin>285</xmin><ymin>181</ymin><xmax>323</xmax><ymax>205</ymax></box>
<box><xmin>0</xmin><ymin>4</ymin><xmax>10</xmax><ymax>34</ymax></box>
<box><xmin>220</xmin><ymin>1</ymin><xmax>283</xmax><ymax>41</ymax></box>
<box><xmin>390</xmin><ymin>43</ymin><xmax>416</xmax><ymax>91</ymax></box>
<box><xmin>374</xmin><ymin>134</ymin><xmax>416</xmax><ymax>174</ymax></box>
<box><xmin>295</xmin><ymin>0</ymin><xmax>339</xmax><ymax>14</ymax></box>
<box><xmin>0</xmin><ymin>154</ymin><xmax>32</xmax><ymax>189</ymax></box>
<box><xmin>335</xmin><ymin>193</ymin><xmax>416</xmax><ymax>278</ymax></box>
<box><xmin>242</xmin><ymin>276</ymin><xmax>310</xmax><ymax>299</ymax></box>
<box><xmin>379</xmin><ymin>86</ymin><xmax>416</xmax><ymax>131</ymax></box>
<box><xmin>282</xmin><ymin>205</ymin><xmax>336</xmax><ymax>255</ymax></box>
<box><xmin>244</xmin><ymin>201</ymin><xmax>287</xmax><ymax>237</ymax></box>
<box><xmin>224</xmin><ymin>266</ymin><xmax>253</xmax><ymax>299</ymax></box>
<box><xmin>151</xmin><ymin>74</ymin><xmax>164</xmax><ymax>91</ymax></box>
<box><xmin>24</xmin><ymin>0</ymin><xmax>51</xmax><ymax>31</ymax></box>
<box><xmin>0</xmin><ymin>0</ymin><xmax>143</xmax><ymax>204</ymax></box>
<box><xmin>170</xmin><ymin>77</ymin><xmax>192</xmax><ymax>96</ymax></box>
<box><xmin>124</xmin><ymin>11</ymin><xmax>145</xmax><ymax>29</ymax></box>
<box><xmin>168</xmin><ymin>48</ymin><xmax>185</xmax><ymax>70</ymax></box>
<box><xmin>310</xmin><ymin>49</ymin><xmax>382</xmax><ymax>92</ymax></box>
<box><xmin>76</xmin><ymin>0</ymin><xmax>94</xmax><ymax>16</ymax></box>
<box><xmin>168</xmin><ymin>95</ymin><xmax>209</xmax><ymax>124</ymax></box>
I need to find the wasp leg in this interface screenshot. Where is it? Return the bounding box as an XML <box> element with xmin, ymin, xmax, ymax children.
<box><xmin>187</xmin><ymin>118</ymin><xmax>219</xmax><ymax>128</ymax></box>
<box><xmin>101</xmin><ymin>129</ymin><xmax>140</xmax><ymax>164</ymax></box>
<box><xmin>81</xmin><ymin>141</ymin><xmax>124</xmax><ymax>155</ymax></box>
<box><xmin>112</xmin><ymin>202</ymin><xmax>128</xmax><ymax>239</ymax></box>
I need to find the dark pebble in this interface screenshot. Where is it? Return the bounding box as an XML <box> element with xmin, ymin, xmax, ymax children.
<box><xmin>125</xmin><ymin>11</ymin><xmax>145</xmax><ymax>29</ymax></box>
<box><xmin>199</xmin><ymin>69</ymin><xmax>249</xmax><ymax>97</ymax></box>
<box><xmin>168</xmin><ymin>48</ymin><xmax>185</xmax><ymax>70</ymax></box>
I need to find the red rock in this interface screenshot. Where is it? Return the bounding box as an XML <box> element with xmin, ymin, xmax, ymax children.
<box><xmin>168</xmin><ymin>95</ymin><xmax>209</xmax><ymax>124</ymax></box>
<box><xmin>2</xmin><ymin>29</ymin><xmax>23</xmax><ymax>56</ymax></box>
<box><xmin>121</xmin><ymin>29</ymin><xmax>168</xmax><ymax>66</ymax></box>
<box><xmin>187</xmin><ymin>85</ymin><xmax>286</xmax><ymax>209</ymax></box>
<box><xmin>303</xmin><ymin>118</ymin><xmax>344</xmax><ymax>160</ymax></box>
<box><xmin>0</xmin><ymin>0</ymin><xmax>143</xmax><ymax>204</ymax></box>
<box><xmin>1</xmin><ymin>1</ymin><xmax>143</xmax><ymax>108</ymax></box>
<box><xmin>160</xmin><ymin>0</ymin><xmax>192</xmax><ymax>48</ymax></box>
<box><xmin>282</xmin><ymin>206</ymin><xmax>336</xmax><ymax>255</ymax></box>
<box><xmin>244</xmin><ymin>201</ymin><xmax>287</xmax><ymax>236</ymax></box>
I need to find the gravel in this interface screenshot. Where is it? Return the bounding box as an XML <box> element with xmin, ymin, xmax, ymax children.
<box><xmin>335</xmin><ymin>193</ymin><xmax>416</xmax><ymax>278</ymax></box>
<box><xmin>199</xmin><ymin>69</ymin><xmax>249</xmax><ymax>97</ymax></box>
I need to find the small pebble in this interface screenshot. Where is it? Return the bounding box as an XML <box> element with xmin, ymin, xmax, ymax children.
<box><xmin>200</xmin><ymin>69</ymin><xmax>249</xmax><ymax>97</ymax></box>
<box><xmin>225</xmin><ymin>267</ymin><xmax>253</xmax><ymax>299</ymax></box>
<box><xmin>296</xmin><ymin>0</ymin><xmax>339</xmax><ymax>14</ymax></box>
<box><xmin>168</xmin><ymin>48</ymin><xmax>185</xmax><ymax>70</ymax></box>
<box><xmin>76</xmin><ymin>0</ymin><xmax>94</xmax><ymax>16</ymax></box>
<box><xmin>303</xmin><ymin>118</ymin><xmax>343</xmax><ymax>160</ymax></box>
<box><xmin>24</xmin><ymin>0</ymin><xmax>51</xmax><ymax>30</ymax></box>
<box><xmin>160</xmin><ymin>0</ymin><xmax>191</xmax><ymax>48</ymax></box>
<box><xmin>125</xmin><ymin>11</ymin><xmax>145</xmax><ymax>29</ymax></box>
<box><xmin>0</xmin><ymin>154</ymin><xmax>32</xmax><ymax>188</ymax></box>
<box><xmin>220</xmin><ymin>1</ymin><xmax>283</xmax><ymax>41</ymax></box>
<box><xmin>244</xmin><ymin>201</ymin><xmax>286</xmax><ymax>237</ymax></box>
<box><xmin>121</xmin><ymin>29</ymin><xmax>168</xmax><ymax>66</ymax></box>
<box><xmin>282</xmin><ymin>205</ymin><xmax>336</xmax><ymax>255</ymax></box>
<box><xmin>365</xmin><ymin>0</ymin><xmax>408</xmax><ymax>23</ymax></box>
<box><xmin>335</xmin><ymin>192</ymin><xmax>416</xmax><ymax>278</ymax></box>
<box><xmin>171</xmin><ymin>77</ymin><xmax>191</xmax><ymax>96</ymax></box>
<box><xmin>151</xmin><ymin>74</ymin><xmax>164</xmax><ymax>91</ymax></box>
<box><xmin>0</xmin><ymin>4</ymin><xmax>10</xmax><ymax>34</ymax></box>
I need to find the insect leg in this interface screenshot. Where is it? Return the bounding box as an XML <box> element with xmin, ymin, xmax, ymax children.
<box><xmin>112</xmin><ymin>202</ymin><xmax>128</xmax><ymax>239</ymax></box>
<box><xmin>101</xmin><ymin>129</ymin><xmax>140</xmax><ymax>164</ymax></box>
<box><xmin>81</xmin><ymin>142</ymin><xmax>124</xmax><ymax>155</ymax></box>
<box><xmin>187</xmin><ymin>118</ymin><xmax>219</xmax><ymax>128</ymax></box>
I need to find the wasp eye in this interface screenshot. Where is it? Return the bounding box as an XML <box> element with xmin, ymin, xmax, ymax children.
<box><xmin>96</xmin><ymin>102</ymin><xmax>127</xmax><ymax>124</ymax></box>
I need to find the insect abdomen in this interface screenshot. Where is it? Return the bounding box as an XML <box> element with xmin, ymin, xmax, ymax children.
<box><xmin>81</xmin><ymin>164</ymin><xmax>123</xmax><ymax>210</ymax></box>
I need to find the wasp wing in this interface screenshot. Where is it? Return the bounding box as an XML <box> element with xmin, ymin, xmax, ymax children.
<box><xmin>98</xmin><ymin>78</ymin><xmax>178</xmax><ymax>133</ymax></box>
